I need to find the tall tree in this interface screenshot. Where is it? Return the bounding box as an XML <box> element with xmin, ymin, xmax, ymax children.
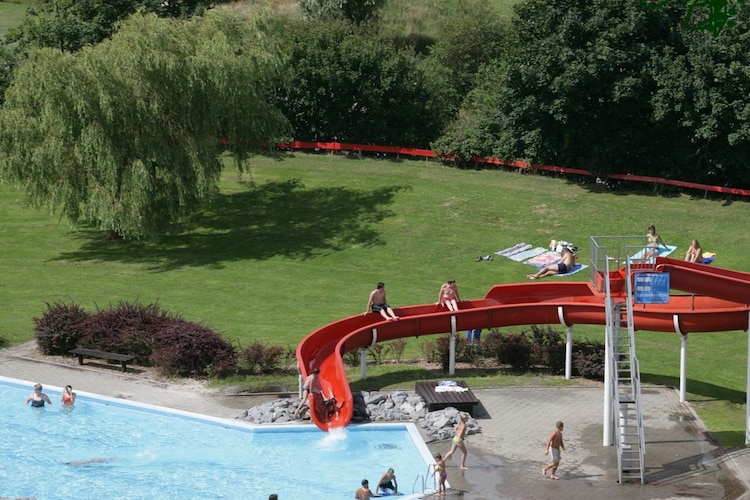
<box><xmin>0</xmin><ymin>11</ymin><xmax>289</xmax><ymax>239</ymax></box>
<box><xmin>6</xmin><ymin>0</ymin><xmax>226</xmax><ymax>53</ymax></box>
<box><xmin>297</xmin><ymin>0</ymin><xmax>385</xmax><ymax>24</ymax></box>
<box><xmin>276</xmin><ymin>18</ymin><xmax>451</xmax><ymax>147</ymax></box>
<box><xmin>490</xmin><ymin>0</ymin><xmax>686</xmax><ymax>175</ymax></box>
<box><xmin>651</xmin><ymin>5</ymin><xmax>750</xmax><ymax>186</ymax></box>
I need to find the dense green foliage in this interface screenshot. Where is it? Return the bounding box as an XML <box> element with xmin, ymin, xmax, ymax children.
<box><xmin>440</xmin><ymin>0</ymin><xmax>750</xmax><ymax>188</ymax></box>
<box><xmin>0</xmin><ymin>11</ymin><xmax>289</xmax><ymax>238</ymax></box>
<box><xmin>297</xmin><ymin>0</ymin><xmax>385</xmax><ymax>23</ymax></box>
<box><xmin>275</xmin><ymin>17</ymin><xmax>451</xmax><ymax>146</ymax></box>
<box><xmin>5</xmin><ymin>0</ymin><xmax>226</xmax><ymax>52</ymax></box>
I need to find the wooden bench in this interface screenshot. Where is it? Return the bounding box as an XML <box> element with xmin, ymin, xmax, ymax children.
<box><xmin>416</xmin><ymin>380</ymin><xmax>479</xmax><ymax>415</ymax></box>
<box><xmin>68</xmin><ymin>347</ymin><xmax>134</xmax><ymax>372</ymax></box>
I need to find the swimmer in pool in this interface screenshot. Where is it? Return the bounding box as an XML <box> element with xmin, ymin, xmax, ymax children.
<box><xmin>25</xmin><ymin>383</ymin><xmax>52</xmax><ymax>408</ymax></box>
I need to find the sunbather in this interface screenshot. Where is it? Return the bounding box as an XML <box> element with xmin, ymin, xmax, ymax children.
<box><xmin>528</xmin><ymin>247</ymin><xmax>575</xmax><ymax>280</ymax></box>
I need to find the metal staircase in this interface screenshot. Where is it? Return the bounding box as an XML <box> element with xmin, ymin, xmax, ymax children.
<box><xmin>604</xmin><ymin>257</ymin><xmax>646</xmax><ymax>484</ymax></box>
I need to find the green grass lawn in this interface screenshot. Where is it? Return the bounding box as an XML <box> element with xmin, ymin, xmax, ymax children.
<box><xmin>2</xmin><ymin>152</ymin><xmax>749</xmax><ymax>445</ymax></box>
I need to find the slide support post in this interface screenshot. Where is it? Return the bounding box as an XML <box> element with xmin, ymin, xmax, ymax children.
<box><xmin>603</xmin><ymin>324</ymin><xmax>613</xmax><ymax>446</ymax></box>
<box><xmin>449</xmin><ymin>315</ymin><xmax>457</xmax><ymax>376</ymax></box>
<box><xmin>558</xmin><ymin>307</ymin><xmax>573</xmax><ymax>380</ymax></box>
<box><xmin>360</xmin><ymin>348</ymin><xmax>368</xmax><ymax>381</ymax></box>
<box><xmin>680</xmin><ymin>334</ymin><xmax>688</xmax><ymax>403</ymax></box>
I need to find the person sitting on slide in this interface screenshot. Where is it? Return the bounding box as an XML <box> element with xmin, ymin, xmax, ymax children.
<box><xmin>365</xmin><ymin>282</ymin><xmax>399</xmax><ymax>320</ymax></box>
<box><xmin>322</xmin><ymin>388</ymin><xmax>343</xmax><ymax>422</ymax></box>
<box><xmin>527</xmin><ymin>246</ymin><xmax>575</xmax><ymax>280</ymax></box>
<box><xmin>685</xmin><ymin>239</ymin><xmax>704</xmax><ymax>263</ymax></box>
<box><xmin>436</xmin><ymin>278</ymin><xmax>460</xmax><ymax>311</ymax></box>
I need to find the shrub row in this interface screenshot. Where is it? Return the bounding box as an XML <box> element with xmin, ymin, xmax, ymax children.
<box><xmin>34</xmin><ymin>301</ymin><xmax>243</xmax><ymax>378</ymax></box>
<box><xmin>343</xmin><ymin>326</ymin><xmax>605</xmax><ymax>381</ymax></box>
<box><xmin>35</xmin><ymin>301</ymin><xmax>606</xmax><ymax>380</ymax></box>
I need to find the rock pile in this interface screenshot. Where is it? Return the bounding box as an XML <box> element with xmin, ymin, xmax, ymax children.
<box><xmin>233</xmin><ymin>390</ymin><xmax>480</xmax><ymax>442</ymax></box>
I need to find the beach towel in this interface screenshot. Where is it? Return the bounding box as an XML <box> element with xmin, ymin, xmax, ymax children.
<box><xmin>631</xmin><ymin>244</ymin><xmax>678</xmax><ymax>260</ymax></box>
<box><xmin>555</xmin><ymin>263</ymin><xmax>589</xmax><ymax>276</ymax></box>
<box><xmin>524</xmin><ymin>250</ymin><xmax>563</xmax><ymax>267</ymax></box>
<box><xmin>508</xmin><ymin>247</ymin><xmax>547</xmax><ymax>262</ymax></box>
<box><xmin>496</xmin><ymin>242</ymin><xmax>532</xmax><ymax>258</ymax></box>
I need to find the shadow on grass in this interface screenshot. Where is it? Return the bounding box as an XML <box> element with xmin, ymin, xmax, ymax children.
<box><xmin>55</xmin><ymin>180</ymin><xmax>408</xmax><ymax>271</ymax></box>
<box><xmin>641</xmin><ymin>373</ymin><xmax>747</xmax><ymax>404</ymax></box>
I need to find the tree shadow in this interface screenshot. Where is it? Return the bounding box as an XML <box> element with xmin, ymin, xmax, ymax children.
<box><xmin>640</xmin><ymin>373</ymin><xmax>747</xmax><ymax>404</ymax></box>
<box><xmin>55</xmin><ymin>179</ymin><xmax>408</xmax><ymax>271</ymax></box>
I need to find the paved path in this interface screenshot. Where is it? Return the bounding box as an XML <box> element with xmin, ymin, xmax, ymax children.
<box><xmin>2</xmin><ymin>343</ymin><xmax>749</xmax><ymax>499</ymax></box>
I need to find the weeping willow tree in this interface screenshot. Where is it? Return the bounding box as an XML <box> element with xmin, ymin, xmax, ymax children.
<box><xmin>0</xmin><ymin>10</ymin><xmax>290</xmax><ymax>239</ymax></box>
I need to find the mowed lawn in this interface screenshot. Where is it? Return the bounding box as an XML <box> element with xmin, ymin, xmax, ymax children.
<box><xmin>2</xmin><ymin>152</ymin><xmax>750</xmax><ymax>446</ymax></box>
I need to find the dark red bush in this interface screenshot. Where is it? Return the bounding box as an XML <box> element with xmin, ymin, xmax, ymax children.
<box><xmin>239</xmin><ymin>341</ymin><xmax>285</xmax><ymax>374</ymax></box>
<box><xmin>34</xmin><ymin>301</ymin><xmax>89</xmax><ymax>355</ymax></box>
<box><xmin>151</xmin><ymin>322</ymin><xmax>237</xmax><ymax>378</ymax></box>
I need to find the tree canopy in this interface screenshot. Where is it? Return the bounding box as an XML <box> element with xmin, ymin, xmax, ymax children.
<box><xmin>6</xmin><ymin>0</ymin><xmax>227</xmax><ymax>53</ymax></box>
<box><xmin>0</xmin><ymin>10</ymin><xmax>289</xmax><ymax>239</ymax></box>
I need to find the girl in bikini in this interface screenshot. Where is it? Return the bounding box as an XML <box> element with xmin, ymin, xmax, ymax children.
<box><xmin>443</xmin><ymin>412</ymin><xmax>469</xmax><ymax>469</ymax></box>
<box><xmin>432</xmin><ymin>453</ymin><xmax>447</xmax><ymax>496</ymax></box>
<box><xmin>436</xmin><ymin>278</ymin><xmax>460</xmax><ymax>312</ymax></box>
<box><xmin>644</xmin><ymin>225</ymin><xmax>667</xmax><ymax>260</ymax></box>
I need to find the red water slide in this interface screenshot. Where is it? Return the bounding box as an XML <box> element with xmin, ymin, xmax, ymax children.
<box><xmin>296</xmin><ymin>258</ymin><xmax>750</xmax><ymax>431</ymax></box>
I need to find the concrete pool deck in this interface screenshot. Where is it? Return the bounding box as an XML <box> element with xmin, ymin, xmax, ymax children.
<box><xmin>1</xmin><ymin>342</ymin><xmax>749</xmax><ymax>500</ymax></box>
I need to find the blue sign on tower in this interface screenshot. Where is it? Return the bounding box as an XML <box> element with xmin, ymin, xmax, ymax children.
<box><xmin>634</xmin><ymin>272</ymin><xmax>670</xmax><ymax>304</ymax></box>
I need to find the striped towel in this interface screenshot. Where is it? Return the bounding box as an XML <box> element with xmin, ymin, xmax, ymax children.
<box><xmin>507</xmin><ymin>247</ymin><xmax>546</xmax><ymax>262</ymax></box>
<box><xmin>496</xmin><ymin>242</ymin><xmax>532</xmax><ymax>258</ymax></box>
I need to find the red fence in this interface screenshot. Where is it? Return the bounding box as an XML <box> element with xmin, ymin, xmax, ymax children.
<box><xmin>276</xmin><ymin>140</ymin><xmax>750</xmax><ymax>198</ymax></box>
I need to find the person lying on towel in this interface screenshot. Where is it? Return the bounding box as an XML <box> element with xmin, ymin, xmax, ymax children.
<box><xmin>527</xmin><ymin>246</ymin><xmax>575</xmax><ymax>280</ymax></box>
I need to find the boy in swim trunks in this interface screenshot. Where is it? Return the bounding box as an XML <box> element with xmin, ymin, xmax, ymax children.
<box><xmin>527</xmin><ymin>247</ymin><xmax>575</xmax><ymax>280</ymax></box>
<box><xmin>376</xmin><ymin>468</ymin><xmax>398</xmax><ymax>495</ymax></box>
<box><xmin>365</xmin><ymin>282</ymin><xmax>399</xmax><ymax>320</ymax></box>
<box><xmin>542</xmin><ymin>421</ymin><xmax>565</xmax><ymax>480</ymax></box>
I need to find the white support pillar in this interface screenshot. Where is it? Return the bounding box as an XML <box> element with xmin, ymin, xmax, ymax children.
<box><xmin>680</xmin><ymin>335</ymin><xmax>688</xmax><ymax>402</ymax></box>
<box><xmin>603</xmin><ymin>325</ymin><xmax>613</xmax><ymax>446</ymax></box>
<box><xmin>360</xmin><ymin>328</ymin><xmax>378</xmax><ymax>381</ymax></box>
<box><xmin>673</xmin><ymin>315</ymin><xmax>687</xmax><ymax>403</ymax></box>
<box><xmin>746</xmin><ymin>312</ymin><xmax>750</xmax><ymax>445</ymax></box>
<box><xmin>298</xmin><ymin>371</ymin><xmax>303</xmax><ymax>398</ymax></box>
<box><xmin>360</xmin><ymin>348</ymin><xmax>368</xmax><ymax>381</ymax></box>
<box><xmin>557</xmin><ymin>307</ymin><xmax>573</xmax><ymax>380</ymax></box>
<box><xmin>449</xmin><ymin>315</ymin><xmax>457</xmax><ymax>376</ymax></box>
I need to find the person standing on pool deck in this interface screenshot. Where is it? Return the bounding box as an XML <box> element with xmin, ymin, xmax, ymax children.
<box><xmin>294</xmin><ymin>368</ymin><xmax>322</xmax><ymax>417</ymax></box>
<box><xmin>443</xmin><ymin>412</ymin><xmax>469</xmax><ymax>469</ymax></box>
<box><xmin>25</xmin><ymin>383</ymin><xmax>52</xmax><ymax>407</ymax></box>
<box><xmin>542</xmin><ymin>421</ymin><xmax>565</xmax><ymax>480</ymax></box>
<box><xmin>354</xmin><ymin>479</ymin><xmax>376</xmax><ymax>499</ymax></box>
<box><xmin>433</xmin><ymin>453</ymin><xmax>447</xmax><ymax>496</ymax></box>
<box><xmin>437</xmin><ymin>278</ymin><xmax>461</xmax><ymax>311</ymax></box>
<box><xmin>365</xmin><ymin>282</ymin><xmax>399</xmax><ymax>321</ymax></box>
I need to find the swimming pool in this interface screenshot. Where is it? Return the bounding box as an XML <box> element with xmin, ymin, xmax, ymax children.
<box><xmin>1</xmin><ymin>376</ymin><xmax>438</xmax><ymax>499</ymax></box>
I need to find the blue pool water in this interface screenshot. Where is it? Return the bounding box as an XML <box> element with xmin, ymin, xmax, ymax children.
<box><xmin>0</xmin><ymin>377</ymin><xmax>436</xmax><ymax>499</ymax></box>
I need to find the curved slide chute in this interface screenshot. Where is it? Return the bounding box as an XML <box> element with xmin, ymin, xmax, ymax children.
<box><xmin>296</xmin><ymin>258</ymin><xmax>750</xmax><ymax>431</ymax></box>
